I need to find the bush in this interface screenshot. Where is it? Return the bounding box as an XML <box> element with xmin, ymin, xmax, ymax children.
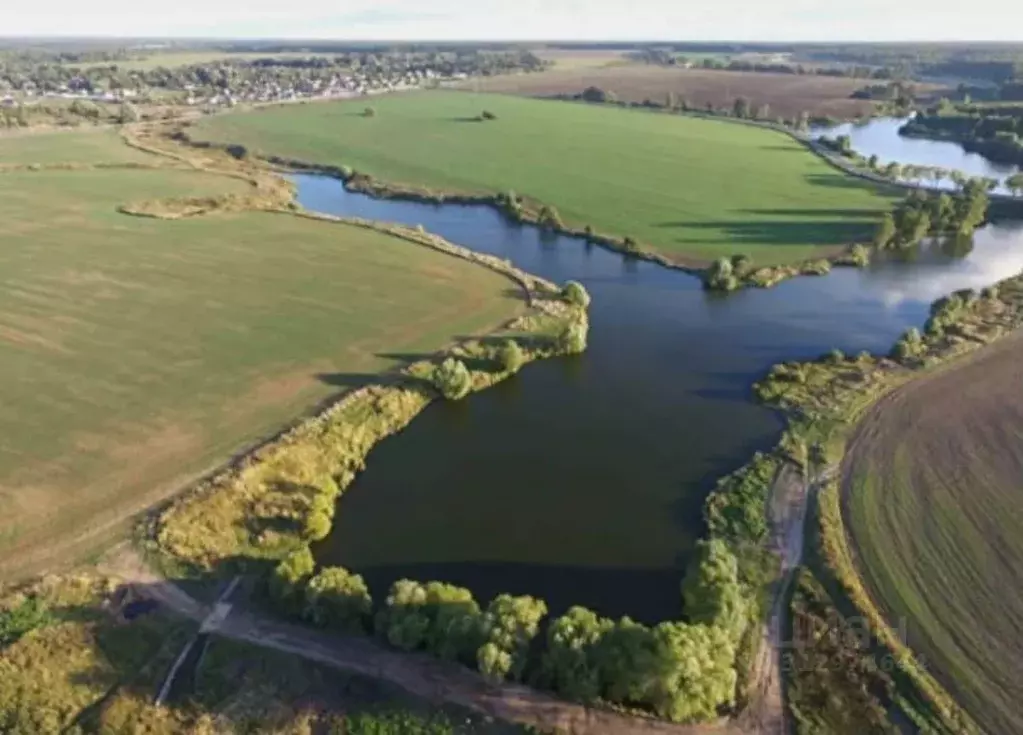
<box><xmin>0</xmin><ymin>598</ymin><xmax>52</xmax><ymax>647</ymax></box>
<box><xmin>561</xmin><ymin>280</ymin><xmax>591</xmax><ymax>308</ymax></box>
<box><xmin>497</xmin><ymin>339</ymin><xmax>525</xmax><ymax>373</ymax></box>
<box><xmin>304</xmin><ymin>566</ymin><xmax>372</xmax><ymax>633</ymax></box>
<box><xmin>270</xmin><ymin>546</ymin><xmax>316</xmax><ymax>608</ymax></box>
<box><xmin>537</xmin><ymin>205</ymin><xmax>564</xmax><ymax>230</ymax></box>
<box><xmin>481</xmin><ymin>110</ymin><xmax>498</xmax><ymax>120</ymax></box>
<box><xmin>730</xmin><ymin>254</ymin><xmax>753</xmax><ymax>277</ymax></box>
<box><xmin>432</xmin><ymin>358</ymin><xmax>472</xmax><ymax>400</ymax></box>
<box><xmin>559</xmin><ymin>321</ymin><xmax>588</xmax><ymax>354</ymax></box>
<box><xmin>363</xmin><ymin>106</ymin><xmax>376</xmax><ymax>117</ymax></box>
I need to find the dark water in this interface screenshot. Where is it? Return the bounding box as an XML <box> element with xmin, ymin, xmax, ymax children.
<box><xmin>298</xmin><ymin>123</ymin><xmax>1023</xmax><ymax>622</ymax></box>
<box><xmin>812</xmin><ymin>116</ymin><xmax>1021</xmax><ymax>194</ymax></box>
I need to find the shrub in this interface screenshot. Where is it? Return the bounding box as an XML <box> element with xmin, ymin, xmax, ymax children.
<box><xmin>432</xmin><ymin>358</ymin><xmax>472</xmax><ymax>400</ymax></box>
<box><xmin>270</xmin><ymin>546</ymin><xmax>316</xmax><ymax>608</ymax></box>
<box><xmin>497</xmin><ymin>339</ymin><xmax>525</xmax><ymax>373</ymax></box>
<box><xmin>561</xmin><ymin>280</ymin><xmax>591</xmax><ymax>308</ymax></box>
<box><xmin>559</xmin><ymin>321</ymin><xmax>588</xmax><ymax>354</ymax></box>
<box><xmin>537</xmin><ymin>205</ymin><xmax>564</xmax><ymax>230</ymax></box>
<box><xmin>0</xmin><ymin>598</ymin><xmax>52</xmax><ymax>647</ymax></box>
<box><xmin>304</xmin><ymin>566</ymin><xmax>372</xmax><ymax>634</ymax></box>
<box><xmin>363</xmin><ymin>106</ymin><xmax>376</xmax><ymax>117</ymax></box>
<box><xmin>622</xmin><ymin>236</ymin><xmax>639</xmax><ymax>252</ymax></box>
<box><xmin>481</xmin><ymin>110</ymin><xmax>498</xmax><ymax>120</ymax></box>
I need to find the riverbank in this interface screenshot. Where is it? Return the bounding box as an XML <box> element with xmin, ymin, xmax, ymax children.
<box><xmin>751</xmin><ymin>273</ymin><xmax>1023</xmax><ymax>734</ymax></box>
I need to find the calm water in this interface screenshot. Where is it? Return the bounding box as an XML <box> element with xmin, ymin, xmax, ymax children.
<box><xmin>812</xmin><ymin>117</ymin><xmax>1021</xmax><ymax>194</ymax></box>
<box><xmin>299</xmin><ymin>120</ymin><xmax>1023</xmax><ymax>622</ymax></box>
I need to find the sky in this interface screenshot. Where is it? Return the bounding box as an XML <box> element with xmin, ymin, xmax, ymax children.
<box><xmin>6</xmin><ymin>0</ymin><xmax>1022</xmax><ymax>42</ymax></box>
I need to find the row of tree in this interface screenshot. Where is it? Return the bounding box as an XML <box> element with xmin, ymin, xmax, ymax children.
<box><xmin>267</xmin><ymin>537</ymin><xmax>745</xmax><ymax>723</ymax></box>
<box><xmin>874</xmin><ymin>183</ymin><xmax>990</xmax><ymax>250</ymax></box>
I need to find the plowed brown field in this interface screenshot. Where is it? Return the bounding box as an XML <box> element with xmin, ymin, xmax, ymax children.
<box><xmin>842</xmin><ymin>332</ymin><xmax>1023</xmax><ymax>735</ymax></box>
<box><xmin>467</xmin><ymin>66</ymin><xmax>886</xmax><ymax>119</ymax></box>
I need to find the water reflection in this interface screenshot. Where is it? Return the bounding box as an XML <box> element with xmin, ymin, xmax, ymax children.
<box><xmin>812</xmin><ymin>116</ymin><xmax>1021</xmax><ymax>194</ymax></box>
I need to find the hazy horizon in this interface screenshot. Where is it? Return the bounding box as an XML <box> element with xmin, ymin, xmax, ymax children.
<box><xmin>7</xmin><ymin>1</ymin><xmax>1023</xmax><ymax>43</ymax></box>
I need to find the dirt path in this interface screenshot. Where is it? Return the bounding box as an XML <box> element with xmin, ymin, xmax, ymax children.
<box><xmin>738</xmin><ymin>460</ymin><xmax>835</xmax><ymax>735</ymax></box>
<box><xmin>104</xmin><ymin>550</ymin><xmax>736</xmax><ymax>735</ymax></box>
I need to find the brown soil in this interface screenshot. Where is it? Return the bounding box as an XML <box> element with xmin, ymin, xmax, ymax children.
<box><xmin>466</xmin><ymin>66</ymin><xmax>892</xmax><ymax>119</ymax></box>
<box><xmin>841</xmin><ymin>332</ymin><xmax>1023</xmax><ymax>735</ymax></box>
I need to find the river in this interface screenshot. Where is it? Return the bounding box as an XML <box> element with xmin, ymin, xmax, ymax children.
<box><xmin>814</xmin><ymin>116</ymin><xmax>1021</xmax><ymax>194</ymax></box>
<box><xmin>301</xmin><ymin>117</ymin><xmax>1023</xmax><ymax>623</ymax></box>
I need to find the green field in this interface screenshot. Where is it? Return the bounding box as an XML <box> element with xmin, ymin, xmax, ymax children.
<box><xmin>0</xmin><ymin>128</ymin><xmax>157</xmax><ymax>165</ymax></box>
<box><xmin>844</xmin><ymin>336</ymin><xmax>1023</xmax><ymax>735</ymax></box>
<box><xmin>0</xmin><ymin>158</ymin><xmax>524</xmax><ymax>573</ymax></box>
<box><xmin>192</xmin><ymin>91</ymin><xmax>895</xmax><ymax>265</ymax></box>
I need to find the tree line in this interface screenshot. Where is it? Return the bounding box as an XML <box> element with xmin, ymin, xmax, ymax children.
<box><xmin>267</xmin><ymin>537</ymin><xmax>744</xmax><ymax>723</ymax></box>
<box><xmin>874</xmin><ymin>183</ymin><xmax>990</xmax><ymax>250</ymax></box>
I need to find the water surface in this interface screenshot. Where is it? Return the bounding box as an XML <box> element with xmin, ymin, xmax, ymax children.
<box><xmin>298</xmin><ymin>124</ymin><xmax>1023</xmax><ymax>622</ymax></box>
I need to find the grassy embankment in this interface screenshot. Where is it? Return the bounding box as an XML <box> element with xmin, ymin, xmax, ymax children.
<box><xmin>0</xmin><ymin>126</ymin><xmax>580</xmax><ymax>578</ymax></box>
<box><xmin>752</xmin><ymin>278</ymin><xmax>1023</xmax><ymax>733</ymax></box>
<box><xmin>190</xmin><ymin>90</ymin><xmax>896</xmax><ymax>272</ymax></box>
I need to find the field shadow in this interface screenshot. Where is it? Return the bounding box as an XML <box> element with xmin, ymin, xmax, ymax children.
<box><xmin>805</xmin><ymin>172</ymin><xmax>886</xmax><ymax>191</ymax></box>
<box><xmin>449</xmin><ymin>116</ymin><xmax>485</xmax><ymax>123</ymax></box>
<box><xmin>741</xmin><ymin>207</ymin><xmax>879</xmax><ymax>219</ymax></box>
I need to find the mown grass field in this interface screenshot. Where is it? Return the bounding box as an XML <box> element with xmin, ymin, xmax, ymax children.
<box><xmin>0</xmin><ymin>128</ymin><xmax>158</xmax><ymax>165</ymax></box>
<box><xmin>843</xmin><ymin>334</ymin><xmax>1023</xmax><ymax>735</ymax></box>
<box><xmin>0</xmin><ymin>158</ymin><xmax>524</xmax><ymax>574</ymax></box>
<box><xmin>192</xmin><ymin>91</ymin><xmax>895</xmax><ymax>265</ymax></box>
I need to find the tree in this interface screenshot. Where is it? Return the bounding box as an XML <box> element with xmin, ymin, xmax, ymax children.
<box><xmin>497</xmin><ymin>339</ymin><xmax>525</xmax><ymax>373</ymax></box>
<box><xmin>541</xmin><ymin>606</ymin><xmax>612</xmax><ymax>702</ymax></box>
<box><xmin>304</xmin><ymin>566</ymin><xmax>372</xmax><ymax>633</ymax></box>
<box><xmin>363</xmin><ymin>106</ymin><xmax>376</xmax><ymax>117</ymax></box>
<box><xmin>754</xmin><ymin>103</ymin><xmax>771</xmax><ymax>121</ymax></box>
<box><xmin>480</xmin><ymin>109</ymin><xmax>497</xmax><ymax>120</ymax></box>
<box><xmin>874</xmin><ymin>212</ymin><xmax>897</xmax><ymax>248</ymax></box>
<box><xmin>592</xmin><ymin>617</ymin><xmax>657</xmax><ymax>703</ymax></box>
<box><xmin>646</xmin><ymin>622</ymin><xmax>737</xmax><ymax>723</ymax></box>
<box><xmin>704</xmin><ymin>257</ymin><xmax>738</xmax><ymax>291</ymax></box>
<box><xmin>732</xmin><ymin>96</ymin><xmax>750</xmax><ymax>119</ymax></box>
<box><xmin>682</xmin><ymin>540</ymin><xmax>746</xmax><ymax>641</ymax></box>
<box><xmin>476</xmin><ymin>594</ymin><xmax>547</xmax><ymax>682</ymax></box>
<box><xmin>432</xmin><ymin>358</ymin><xmax>472</xmax><ymax>400</ymax></box>
<box><xmin>558</xmin><ymin>321</ymin><xmax>588</xmax><ymax>354</ymax></box>
<box><xmin>796</xmin><ymin>110</ymin><xmax>811</xmax><ymax>131</ymax></box>
<box><xmin>665</xmin><ymin>91</ymin><xmax>678</xmax><ymax>110</ymax></box>
<box><xmin>270</xmin><ymin>546</ymin><xmax>316</xmax><ymax>609</ymax></box>
<box><xmin>376</xmin><ymin>580</ymin><xmax>483</xmax><ymax>663</ymax></box>
<box><xmin>561</xmin><ymin>280</ymin><xmax>591</xmax><ymax>308</ymax></box>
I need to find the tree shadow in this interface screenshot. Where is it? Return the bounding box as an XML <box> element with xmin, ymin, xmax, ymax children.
<box><xmin>657</xmin><ymin>219</ymin><xmax>874</xmax><ymax>247</ymax></box>
<box><xmin>449</xmin><ymin>116</ymin><xmax>484</xmax><ymax>123</ymax></box>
